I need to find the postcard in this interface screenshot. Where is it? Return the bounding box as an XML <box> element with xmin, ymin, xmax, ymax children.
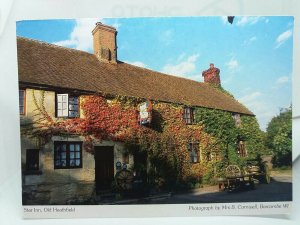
<box><xmin>16</xmin><ymin>16</ymin><xmax>293</xmax><ymax>218</ymax></box>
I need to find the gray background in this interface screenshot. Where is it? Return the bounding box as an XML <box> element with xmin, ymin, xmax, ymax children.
<box><xmin>0</xmin><ymin>0</ymin><xmax>299</xmax><ymax>224</ymax></box>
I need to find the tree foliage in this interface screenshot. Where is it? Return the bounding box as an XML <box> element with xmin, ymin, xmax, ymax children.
<box><xmin>266</xmin><ymin>107</ymin><xmax>292</xmax><ymax>167</ymax></box>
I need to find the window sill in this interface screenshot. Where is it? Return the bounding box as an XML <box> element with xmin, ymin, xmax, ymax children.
<box><xmin>24</xmin><ymin>170</ymin><xmax>42</xmax><ymax>175</ymax></box>
<box><xmin>54</xmin><ymin>167</ymin><xmax>82</xmax><ymax>170</ymax></box>
<box><xmin>185</xmin><ymin>123</ymin><xmax>196</xmax><ymax>125</ymax></box>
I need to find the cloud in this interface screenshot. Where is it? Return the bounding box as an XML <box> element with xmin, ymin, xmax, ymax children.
<box><xmin>162</xmin><ymin>54</ymin><xmax>200</xmax><ymax>77</ymax></box>
<box><xmin>225</xmin><ymin>58</ymin><xmax>239</xmax><ymax>72</ymax></box>
<box><xmin>238</xmin><ymin>91</ymin><xmax>273</xmax><ymax>131</ymax></box>
<box><xmin>53</xmin><ymin>39</ymin><xmax>77</xmax><ymax>47</ymax></box>
<box><xmin>238</xmin><ymin>91</ymin><xmax>262</xmax><ymax>104</ymax></box>
<box><xmin>236</xmin><ymin>16</ymin><xmax>262</xmax><ymax>26</ymax></box>
<box><xmin>111</xmin><ymin>21</ymin><xmax>121</xmax><ymax>30</ymax></box>
<box><xmin>243</xmin><ymin>36</ymin><xmax>257</xmax><ymax>46</ymax></box>
<box><xmin>52</xmin><ymin>18</ymin><xmax>100</xmax><ymax>52</ymax></box>
<box><xmin>125</xmin><ymin>61</ymin><xmax>147</xmax><ymax>68</ymax></box>
<box><xmin>275</xmin><ymin>29</ymin><xmax>293</xmax><ymax>49</ymax></box>
<box><xmin>275</xmin><ymin>76</ymin><xmax>290</xmax><ymax>85</ymax></box>
<box><xmin>52</xmin><ymin>18</ymin><xmax>122</xmax><ymax>52</ymax></box>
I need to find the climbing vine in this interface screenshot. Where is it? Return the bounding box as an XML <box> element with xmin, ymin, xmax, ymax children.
<box><xmin>194</xmin><ymin>106</ymin><xmax>267</xmax><ymax>180</ymax></box>
<box><xmin>21</xmin><ymin>89</ymin><xmax>266</xmax><ymax>188</ymax></box>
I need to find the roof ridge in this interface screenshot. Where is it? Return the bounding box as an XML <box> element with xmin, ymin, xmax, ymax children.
<box><xmin>17</xmin><ymin>36</ymin><xmax>93</xmax><ymax>56</ymax></box>
<box><xmin>18</xmin><ymin>36</ymin><xmax>206</xmax><ymax>86</ymax></box>
<box><xmin>120</xmin><ymin>61</ymin><xmax>207</xmax><ymax>85</ymax></box>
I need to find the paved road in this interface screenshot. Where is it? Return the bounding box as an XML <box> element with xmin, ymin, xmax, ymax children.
<box><xmin>148</xmin><ymin>175</ymin><xmax>292</xmax><ymax>204</ymax></box>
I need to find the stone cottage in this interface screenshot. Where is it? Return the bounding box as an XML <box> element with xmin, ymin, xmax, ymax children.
<box><xmin>17</xmin><ymin>22</ymin><xmax>255</xmax><ymax>205</ymax></box>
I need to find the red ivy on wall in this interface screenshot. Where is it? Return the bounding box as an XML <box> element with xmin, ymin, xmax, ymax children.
<box><xmin>24</xmin><ymin>94</ymin><xmax>219</xmax><ymax>182</ymax></box>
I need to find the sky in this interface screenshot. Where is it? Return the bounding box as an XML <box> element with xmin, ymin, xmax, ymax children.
<box><xmin>16</xmin><ymin>16</ymin><xmax>293</xmax><ymax>131</ymax></box>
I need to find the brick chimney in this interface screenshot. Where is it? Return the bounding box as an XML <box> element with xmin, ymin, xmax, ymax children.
<box><xmin>202</xmin><ymin>63</ymin><xmax>221</xmax><ymax>86</ymax></box>
<box><xmin>92</xmin><ymin>22</ymin><xmax>117</xmax><ymax>63</ymax></box>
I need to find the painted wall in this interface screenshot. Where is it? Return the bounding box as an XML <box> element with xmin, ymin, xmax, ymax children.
<box><xmin>20</xmin><ymin>89</ymin><xmax>134</xmax><ymax>204</ymax></box>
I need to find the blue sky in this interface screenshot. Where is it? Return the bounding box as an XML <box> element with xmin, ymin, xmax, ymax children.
<box><xmin>16</xmin><ymin>16</ymin><xmax>293</xmax><ymax>131</ymax></box>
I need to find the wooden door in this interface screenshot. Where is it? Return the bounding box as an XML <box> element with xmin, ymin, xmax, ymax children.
<box><xmin>94</xmin><ymin>146</ymin><xmax>114</xmax><ymax>192</ymax></box>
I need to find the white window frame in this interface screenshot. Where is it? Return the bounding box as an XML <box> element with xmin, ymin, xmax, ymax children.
<box><xmin>56</xmin><ymin>94</ymin><xmax>79</xmax><ymax>118</ymax></box>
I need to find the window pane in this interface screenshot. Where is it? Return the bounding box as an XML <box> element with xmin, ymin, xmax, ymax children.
<box><xmin>69</xmin><ymin>104</ymin><xmax>78</xmax><ymax>111</ymax></box>
<box><xmin>70</xmin><ymin>144</ymin><xmax>74</xmax><ymax>152</ymax></box>
<box><xmin>75</xmin><ymin>152</ymin><xmax>80</xmax><ymax>158</ymax></box>
<box><xmin>69</xmin><ymin>97</ymin><xmax>78</xmax><ymax>105</ymax></box>
<box><xmin>55</xmin><ymin>145</ymin><xmax>60</xmax><ymax>152</ymax></box>
<box><xmin>75</xmin><ymin>144</ymin><xmax>80</xmax><ymax>151</ymax></box>
<box><xmin>70</xmin><ymin>152</ymin><xmax>75</xmax><ymax>159</ymax></box>
<box><xmin>55</xmin><ymin>152</ymin><xmax>61</xmax><ymax>159</ymax></box>
<box><xmin>68</xmin><ymin>96</ymin><xmax>79</xmax><ymax>118</ymax></box>
<box><xmin>75</xmin><ymin>160</ymin><xmax>80</xmax><ymax>166</ymax></box>
<box><xmin>57</xmin><ymin>95</ymin><xmax>62</xmax><ymax>102</ymax></box>
<box><xmin>26</xmin><ymin>149</ymin><xmax>39</xmax><ymax>170</ymax></box>
<box><xmin>193</xmin><ymin>156</ymin><xmax>197</xmax><ymax>163</ymax></box>
<box><xmin>61</xmin><ymin>152</ymin><xmax>66</xmax><ymax>159</ymax></box>
<box><xmin>188</xmin><ymin>142</ymin><xmax>199</xmax><ymax>163</ymax></box>
<box><xmin>62</xmin><ymin>95</ymin><xmax>67</xmax><ymax>102</ymax></box>
<box><xmin>70</xmin><ymin>160</ymin><xmax>75</xmax><ymax>166</ymax></box>
<box><xmin>62</xmin><ymin>103</ymin><xmax>68</xmax><ymax>110</ymax></box>
<box><xmin>62</xmin><ymin>109</ymin><xmax>68</xmax><ymax>116</ymax></box>
<box><xmin>183</xmin><ymin>107</ymin><xmax>194</xmax><ymax>124</ymax></box>
<box><xmin>19</xmin><ymin>90</ymin><xmax>25</xmax><ymax>114</ymax></box>
<box><xmin>57</xmin><ymin>102</ymin><xmax>62</xmax><ymax>110</ymax></box>
<box><xmin>61</xmin><ymin>160</ymin><xmax>66</xmax><ymax>167</ymax></box>
<box><xmin>69</xmin><ymin>111</ymin><xmax>78</xmax><ymax>118</ymax></box>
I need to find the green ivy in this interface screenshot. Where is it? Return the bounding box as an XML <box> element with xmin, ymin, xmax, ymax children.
<box><xmin>239</xmin><ymin>115</ymin><xmax>269</xmax><ymax>157</ymax></box>
<box><xmin>194</xmin><ymin>106</ymin><xmax>266</xmax><ymax>180</ymax></box>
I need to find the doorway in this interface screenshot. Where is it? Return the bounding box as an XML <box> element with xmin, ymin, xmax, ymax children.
<box><xmin>94</xmin><ymin>146</ymin><xmax>114</xmax><ymax>192</ymax></box>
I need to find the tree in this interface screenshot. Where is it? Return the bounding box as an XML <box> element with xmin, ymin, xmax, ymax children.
<box><xmin>266</xmin><ymin>106</ymin><xmax>292</xmax><ymax>167</ymax></box>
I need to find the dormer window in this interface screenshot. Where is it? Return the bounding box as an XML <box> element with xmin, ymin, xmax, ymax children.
<box><xmin>56</xmin><ymin>94</ymin><xmax>79</xmax><ymax>118</ymax></box>
<box><xmin>183</xmin><ymin>107</ymin><xmax>194</xmax><ymax>124</ymax></box>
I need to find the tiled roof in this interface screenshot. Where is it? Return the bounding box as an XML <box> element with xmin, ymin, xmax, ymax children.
<box><xmin>17</xmin><ymin>37</ymin><xmax>253</xmax><ymax>115</ymax></box>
